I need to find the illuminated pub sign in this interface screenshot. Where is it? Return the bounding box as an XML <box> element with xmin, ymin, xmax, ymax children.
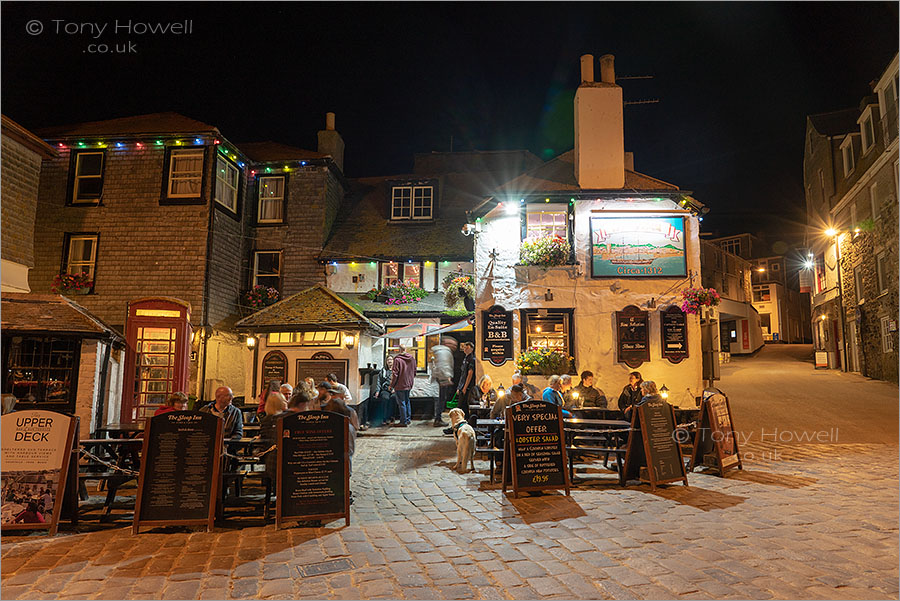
<box><xmin>591</xmin><ymin>216</ymin><xmax>687</xmax><ymax>277</ymax></box>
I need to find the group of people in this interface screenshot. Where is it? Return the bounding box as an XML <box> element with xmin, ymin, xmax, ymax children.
<box><xmin>4</xmin><ymin>484</ymin><xmax>53</xmax><ymax>524</ymax></box>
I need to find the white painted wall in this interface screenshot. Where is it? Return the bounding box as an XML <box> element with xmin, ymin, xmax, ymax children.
<box><xmin>474</xmin><ymin>198</ymin><xmax>704</xmax><ymax>408</ymax></box>
<box><xmin>327</xmin><ymin>262</ymin><xmax>379</xmax><ymax>293</ymax></box>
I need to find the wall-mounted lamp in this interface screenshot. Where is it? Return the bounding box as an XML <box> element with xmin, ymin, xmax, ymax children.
<box><xmin>545</xmin><ymin>289</ymin><xmax>554</xmax><ymax>301</ymax></box>
<box><xmin>660</xmin><ymin>385</ymin><xmax>669</xmax><ymax>400</ymax></box>
<box><xmin>343</xmin><ymin>334</ymin><xmax>356</xmax><ymax>349</ymax></box>
<box><xmin>497</xmin><ymin>385</ymin><xmax>505</xmax><ymax>398</ymax></box>
<box><xmin>755</xmin><ymin>267</ymin><xmax>766</xmax><ymax>273</ymax></box>
<box><xmin>647</xmin><ymin>297</ymin><xmax>657</xmax><ymax>309</ymax></box>
<box><xmin>246</xmin><ymin>335</ymin><xmax>257</xmax><ymax>349</ymax></box>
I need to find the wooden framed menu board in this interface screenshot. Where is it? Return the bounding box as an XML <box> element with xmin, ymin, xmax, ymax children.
<box><xmin>482</xmin><ymin>305</ymin><xmax>514</xmax><ymax>367</ymax></box>
<box><xmin>660</xmin><ymin>305</ymin><xmax>688</xmax><ymax>364</ymax></box>
<box><xmin>690</xmin><ymin>389</ymin><xmax>742</xmax><ymax>475</ymax></box>
<box><xmin>133</xmin><ymin>411</ymin><xmax>223</xmax><ymax>534</ymax></box>
<box><xmin>623</xmin><ymin>397</ymin><xmax>688</xmax><ymax>490</ymax></box>
<box><xmin>1</xmin><ymin>411</ymin><xmax>78</xmax><ymax>536</ymax></box>
<box><xmin>616</xmin><ymin>305</ymin><xmax>650</xmax><ymax>368</ymax></box>
<box><xmin>502</xmin><ymin>400</ymin><xmax>570</xmax><ymax>498</ymax></box>
<box><xmin>276</xmin><ymin>411</ymin><xmax>350</xmax><ymax>528</ymax></box>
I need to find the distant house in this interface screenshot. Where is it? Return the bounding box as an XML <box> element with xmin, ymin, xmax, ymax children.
<box><xmin>699</xmin><ymin>240</ymin><xmax>763</xmax><ymax>355</ymax></box>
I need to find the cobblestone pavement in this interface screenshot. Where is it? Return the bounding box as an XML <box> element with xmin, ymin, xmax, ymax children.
<box><xmin>2</xmin><ymin>421</ymin><xmax>898</xmax><ymax>601</ymax></box>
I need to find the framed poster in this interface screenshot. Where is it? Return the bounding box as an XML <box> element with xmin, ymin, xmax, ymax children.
<box><xmin>616</xmin><ymin>305</ymin><xmax>650</xmax><ymax>368</ymax></box>
<box><xmin>660</xmin><ymin>305</ymin><xmax>689</xmax><ymax>364</ymax></box>
<box><xmin>1</xmin><ymin>411</ymin><xmax>78</xmax><ymax>536</ymax></box>
<box><xmin>261</xmin><ymin>351</ymin><xmax>288</xmax><ymax>385</ymax></box>
<box><xmin>297</xmin><ymin>359</ymin><xmax>349</xmax><ymax>387</ymax></box>
<box><xmin>591</xmin><ymin>216</ymin><xmax>687</xmax><ymax>277</ymax></box>
<box><xmin>482</xmin><ymin>305</ymin><xmax>513</xmax><ymax>367</ymax></box>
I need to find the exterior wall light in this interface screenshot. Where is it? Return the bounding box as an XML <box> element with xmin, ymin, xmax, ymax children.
<box><xmin>545</xmin><ymin>289</ymin><xmax>554</xmax><ymax>301</ymax></box>
<box><xmin>497</xmin><ymin>385</ymin><xmax>505</xmax><ymax>398</ymax></box>
<box><xmin>660</xmin><ymin>385</ymin><xmax>669</xmax><ymax>400</ymax></box>
<box><xmin>343</xmin><ymin>334</ymin><xmax>356</xmax><ymax>349</ymax></box>
<box><xmin>246</xmin><ymin>336</ymin><xmax>257</xmax><ymax>349</ymax></box>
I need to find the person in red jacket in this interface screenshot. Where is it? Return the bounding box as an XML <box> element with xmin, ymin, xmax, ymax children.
<box><xmin>389</xmin><ymin>345</ymin><xmax>417</xmax><ymax>427</ymax></box>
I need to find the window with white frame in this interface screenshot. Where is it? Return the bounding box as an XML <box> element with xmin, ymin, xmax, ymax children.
<box><xmin>381</xmin><ymin>261</ymin><xmax>422</xmax><ymax>287</ymax></box>
<box><xmin>521</xmin><ymin>310</ymin><xmax>574</xmax><ymax>364</ymax></box>
<box><xmin>881</xmin><ymin>317</ymin><xmax>894</xmax><ymax>353</ymax></box>
<box><xmin>167</xmin><ymin>149</ymin><xmax>204</xmax><ymax>198</ymax></box>
<box><xmin>526</xmin><ymin>209</ymin><xmax>567</xmax><ymax>239</ymax></box>
<box><xmin>391</xmin><ymin>185</ymin><xmax>433</xmax><ymax>220</ymax></box>
<box><xmin>841</xmin><ymin>139</ymin><xmax>855</xmax><ymax>176</ymax></box>
<box><xmin>268</xmin><ymin>331</ymin><xmax>340</xmax><ymax>346</ymax></box>
<box><xmin>387</xmin><ymin>332</ymin><xmax>438</xmax><ymax>371</ymax></box>
<box><xmin>752</xmin><ymin>285</ymin><xmax>771</xmax><ymax>303</ymax></box>
<box><xmin>258</xmin><ymin>176</ymin><xmax>285</xmax><ymax>223</ymax></box>
<box><xmin>870</xmin><ymin>182</ymin><xmax>880</xmax><ymax>220</ymax></box>
<box><xmin>71</xmin><ymin>151</ymin><xmax>105</xmax><ymax>204</ymax></box>
<box><xmin>253</xmin><ymin>251</ymin><xmax>281</xmax><ymax>290</ymax></box>
<box><xmin>876</xmin><ymin>251</ymin><xmax>889</xmax><ymax>294</ymax></box>
<box><xmin>860</xmin><ymin>112</ymin><xmax>875</xmax><ymax>153</ymax></box>
<box><xmin>65</xmin><ymin>234</ymin><xmax>98</xmax><ymax>281</ymax></box>
<box><xmin>215</xmin><ymin>156</ymin><xmax>239</xmax><ymax>213</ymax></box>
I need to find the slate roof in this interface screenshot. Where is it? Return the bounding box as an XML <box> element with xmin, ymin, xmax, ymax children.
<box><xmin>336</xmin><ymin>292</ymin><xmax>460</xmax><ymax>318</ymax></box>
<box><xmin>35</xmin><ymin>112</ymin><xmax>219</xmax><ymax>138</ymax></box>
<box><xmin>498</xmin><ymin>149</ymin><xmax>679</xmax><ymax>193</ymax></box>
<box><xmin>808</xmin><ymin>108</ymin><xmax>861</xmax><ymax>137</ymax></box>
<box><xmin>234</xmin><ymin>285</ymin><xmax>382</xmax><ymax>334</ymax></box>
<box><xmin>1</xmin><ymin>294</ymin><xmax>123</xmax><ymax>339</ymax></box>
<box><xmin>2</xmin><ymin>115</ymin><xmax>56</xmax><ymax>158</ymax></box>
<box><xmin>236</xmin><ymin>141</ymin><xmax>327</xmax><ymax>163</ymax></box>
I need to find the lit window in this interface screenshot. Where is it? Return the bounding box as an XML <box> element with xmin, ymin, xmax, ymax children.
<box><xmin>71</xmin><ymin>151</ymin><xmax>104</xmax><ymax>204</ymax></box>
<box><xmin>526</xmin><ymin>211</ymin><xmax>567</xmax><ymax>239</ymax></box>
<box><xmin>881</xmin><ymin>317</ymin><xmax>894</xmax><ymax>353</ymax></box>
<box><xmin>268</xmin><ymin>331</ymin><xmax>340</xmax><ymax>346</ymax></box>
<box><xmin>381</xmin><ymin>261</ymin><xmax>422</xmax><ymax>288</ymax></box>
<box><xmin>387</xmin><ymin>332</ymin><xmax>438</xmax><ymax>371</ymax></box>
<box><xmin>215</xmin><ymin>156</ymin><xmax>239</xmax><ymax>213</ymax></box>
<box><xmin>258</xmin><ymin>176</ymin><xmax>285</xmax><ymax>224</ymax></box>
<box><xmin>253</xmin><ymin>251</ymin><xmax>281</xmax><ymax>290</ymax></box>
<box><xmin>391</xmin><ymin>186</ymin><xmax>433</xmax><ymax>220</ymax></box>
<box><xmin>5</xmin><ymin>336</ymin><xmax>80</xmax><ymax>409</ymax></box>
<box><xmin>167</xmin><ymin>149</ymin><xmax>204</xmax><ymax>198</ymax></box>
<box><xmin>521</xmin><ymin>310</ymin><xmax>572</xmax><ymax>357</ymax></box>
<box><xmin>752</xmin><ymin>286</ymin><xmax>771</xmax><ymax>302</ymax></box>
<box><xmin>65</xmin><ymin>234</ymin><xmax>98</xmax><ymax>282</ymax></box>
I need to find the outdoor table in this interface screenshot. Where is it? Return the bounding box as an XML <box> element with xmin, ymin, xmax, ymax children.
<box><xmin>96</xmin><ymin>422</ymin><xmax>145</xmax><ymax>439</ymax></box>
<box><xmin>219</xmin><ymin>437</ymin><xmax>275</xmax><ymax>520</ymax></box>
<box><xmin>78</xmin><ymin>438</ymin><xmax>144</xmax><ymax>519</ymax></box>
<box><xmin>468</xmin><ymin>405</ymin><xmax>491</xmax><ymax>420</ymax></box>
<box><xmin>474</xmin><ymin>418</ymin><xmax>505</xmax><ymax>483</ymax></box>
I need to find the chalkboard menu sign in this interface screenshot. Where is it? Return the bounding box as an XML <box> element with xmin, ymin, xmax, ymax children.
<box><xmin>690</xmin><ymin>389</ymin><xmax>742</xmax><ymax>475</ymax></box>
<box><xmin>132</xmin><ymin>411</ymin><xmax>223</xmax><ymax>534</ymax></box>
<box><xmin>502</xmin><ymin>400</ymin><xmax>570</xmax><ymax>498</ymax></box>
<box><xmin>616</xmin><ymin>305</ymin><xmax>650</xmax><ymax>368</ymax></box>
<box><xmin>482</xmin><ymin>305</ymin><xmax>513</xmax><ymax>367</ymax></box>
<box><xmin>623</xmin><ymin>398</ymin><xmax>688</xmax><ymax>490</ymax></box>
<box><xmin>660</xmin><ymin>306</ymin><xmax>688</xmax><ymax>364</ymax></box>
<box><xmin>1</xmin><ymin>411</ymin><xmax>78</xmax><ymax>536</ymax></box>
<box><xmin>276</xmin><ymin>411</ymin><xmax>350</xmax><ymax>527</ymax></box>
<box><xmin>261</xmin><ymin>351</ymin><xmax>288</xmax><ymax>385</ymax></box>
<box><xmin>297</xmin><ymin>359</ymin><xmax>349</xmax><ymax>387</ymax></box>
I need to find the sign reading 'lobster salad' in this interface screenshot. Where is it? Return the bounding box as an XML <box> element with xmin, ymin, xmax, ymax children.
<box><xmin>591</xmin><ymin>216</ymin><xmax>687</xmax><ymax>277</ymax></box>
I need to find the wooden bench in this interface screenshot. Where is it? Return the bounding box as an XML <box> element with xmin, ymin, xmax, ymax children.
<box><xmin>563</xmin><ymin>426</ymin><xmax>631</xmax><ymax>486</ymax></box>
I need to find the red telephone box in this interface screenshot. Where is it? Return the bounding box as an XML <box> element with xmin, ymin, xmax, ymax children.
<box><xmin>122</xmin><ymin>298</ymin><xmax>192</xmax><ymax>422</ymax></box>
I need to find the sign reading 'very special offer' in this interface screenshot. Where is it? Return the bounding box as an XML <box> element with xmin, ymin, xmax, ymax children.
<box><xmin>591</xmin><ymin>216</ymin><xmax>687</xmax><ymax>277</ymax></box>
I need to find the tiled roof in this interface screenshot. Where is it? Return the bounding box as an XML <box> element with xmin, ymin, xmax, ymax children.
<box><xmin>236</xmin><ymin>141</ymin><xmax>327</xmax><ymax>163</ymax></box>
<box><xmin>1</xmin><ymin>294</ymin><xmax>123</xmax><ymax>339</ymax></box>
<box><xmin>808</xmin><ymin>109</ymin><xmax>861</xmax><ymax>137</ymax></box>
<box><xmin>35</xmin><ymin>112</ymin><xmax>219</xmax><ymax>138</ymax></box>
<box><xmin>1</xmin><ymin>115</ymin><xmax>56</xmax><ymax>158</ymax></box>
<box><xmin>234</xmin><ymin>285</ymin><xmax>382</xmax><ymax>333</ymax></box>
<box><xmin>498</xmin><ymin>149</ymin><xmax>679</xmax><ymax>193</ymax></box>
<box><xmin>336</xmin><ymin>292</ymin><xmax>458</xmax><ymax>318</ymax></box>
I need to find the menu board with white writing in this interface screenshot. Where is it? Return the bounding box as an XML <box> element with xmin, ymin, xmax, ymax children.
<box><xmin>482</xmin><ymin>305</ymin><xmax>513</xmax><ymax>367</ymax></box>
<box><xmin>504</xmin><ymin>400</ymin><xmax>569</xmax><ymax>497</ymax></box>
<box><xmin>660</xmin><ymin>305</ymin><xmax>688</xmax><ymax>364</ymax></box>
<box><xmin>616</xmin><ymin>305</ymin><xmax>650</xmax><ymax>368</ymax></box>
<box><xmin>276</xmin><ymin>411</ymin><xmax>349</xmax><ymax>527</ymax></box>
<box><xmin>133</xmin><ymin>412</ymin><xmax>222</xmax><ymax>533</ymax></box>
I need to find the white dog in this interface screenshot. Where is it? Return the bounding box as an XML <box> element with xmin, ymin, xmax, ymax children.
<box><xmin>448</xmin><ymin>408</ymin><xmax>476</xmax><ymax>474</ymax></box>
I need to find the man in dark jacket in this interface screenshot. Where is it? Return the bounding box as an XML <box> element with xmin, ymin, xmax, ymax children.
<box><xmin>200</xmin><ymin>386</ymin><xmax>244</xmax><ymax>439</ymax></box>
<box><xmin>389</xmin><ymin>345</ymin><xmax>417</xmax><ymax>426</ymax></box>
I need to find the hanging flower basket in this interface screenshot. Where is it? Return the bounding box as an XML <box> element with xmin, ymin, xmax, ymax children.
<box><xmin>680</xmin><ymin>287</ymin><xmax>721</xmax><ymax>315</ymax></box>
<box><xmin>519</xmin><ymin>235</ymin><xmax>571</xmax><ymax>267</ymax></box>
<box><xmin>443</xmin><ymin>274</ymin><xmax>475</xmax><ymax>309</ymax></box>
<box><xmin>51</xmin><ymin>272</ymin><xmax>93</xmax><ymax>295</ymax></box>
<box><xmin>242</xmin><ymin>285</ymin><xmax>279</xmax><ymax>313</ymax></box>
<box><xmin>515</xmin><ymin>346</ymin><xmax>574</xmax><ymax>376</ymax></box>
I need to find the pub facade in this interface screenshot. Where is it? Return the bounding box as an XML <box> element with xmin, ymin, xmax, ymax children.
<box><xmin>471</xmin><ymin>55</ymin><xmax>705</xmax><ymax>408</ymax></box>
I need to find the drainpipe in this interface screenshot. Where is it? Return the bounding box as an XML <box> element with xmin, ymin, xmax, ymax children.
<box><xmin>199</xmin><ymin>152</ymin><xmax>215</xmax><ymax>402</ymax></box>
<box><xmin>93</xmin><ymin>337</ymin><xmax>113</xmax><ymax>437</ymax></box>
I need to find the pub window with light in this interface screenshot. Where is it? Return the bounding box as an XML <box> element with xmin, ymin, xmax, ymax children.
<box><xmin>268</xmin><ymin>331</ymin><xmax>340</xmax><ymax>346</ymax></box>
<box><xmin>258</xmin><ymin>176</ymin><xmax>285</xmax><ymax>224</ymax></box>
<box><xmin>214</xmin><ymin>155</ymin><xmax>240</xmax><ymax>213</ymax></box>
<box><xmin>166</xmin><ymin>148</ymin><xmax>205</xmax><ymax>198</ymax></box>
<box><xmin>520</xmin><ymin>309</ymin><xmax>574</xmax><ymax>360</ymax></box>
<box><xmin>381</xmin><ymin>261</ymin><xmax>422</xmax><ymax>288</ymax></box>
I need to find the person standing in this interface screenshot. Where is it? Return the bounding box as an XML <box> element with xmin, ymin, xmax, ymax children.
<box><xmin>457</xmin><ymin>342</ymin><xmax>476</xmax><ymax>415</ymax></box>
<box><xmin>389</xmin><ymin>346</ymin><xmax>416</xmax><ymax>427</ymax></box>
<box><xmin>428</xmin><ymin>338</ymin><xmax>455</xmax><ymax>427</ymax></box>
<box><xmin>378</xmin><ymin>356</ymin><xmax>398</xmax><ymax>425</ymax></box>
<box><xmin>256</xmin><ymin>380</ymin><xmax>281</xmax><ymax>416</ymax></box>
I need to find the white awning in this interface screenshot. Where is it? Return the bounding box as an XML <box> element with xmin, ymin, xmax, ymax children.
<box><xmin>377</xmin><ymin>317</ymin><xmax>472</xmax><ymax>339</ymax></box>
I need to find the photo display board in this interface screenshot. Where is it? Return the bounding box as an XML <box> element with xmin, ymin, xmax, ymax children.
<box><xmin>133</xmin><ymin>411</ymin><xmax>222</xmax><ymax>534</ymax></box>
<box><xmin>623</xmin><ymin>397</ymin><xmax>688</xmax><ymax>490</ymax></box>
<box><xmin>1</xmin><ymin>411</ymin><xmax>77</xmax><ymax>536</ymax></box>
<box><xmin>660</xmin><ymin>305</ymin><xmax>689</xmax><ymax>364</ymax></box>
<box><xmin>276</xmin><ymin>411</ymin><xmax>350</xmax><ymax>527</ymax></box>
<box><xmin>616</xmin><ymin>305</ymin><xmax>650</xmax><ymax>368</ymax></box>
<box><xmin>690</xmin><ymin>390</ymin><xmax>742</xmax><ymax>475</ymax></box>
<box><xmin>482</xmin><ymin>305</ymin><xmax>513</xmax><ymax>367</ymax></box>
<box><xmin>503</xmin><ymin>400</ymin><xmax>570</xmax><ymax>498</ymax></box>
<box><xmin>261</xmin><ymin>351</ymin><xmax>288</xmax><ymax>385</ymax></box>
<box><xmin>297</xmin><ymin>359</ymin><xmax>349</xmax><ymax>387</ymax></box>
<box><xmin>591</xmin><ymin>216</ymin><xmax>687</xmax><ymax>277</ymax></box>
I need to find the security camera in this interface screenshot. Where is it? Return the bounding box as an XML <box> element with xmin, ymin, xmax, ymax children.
<box><xmin>461</xmin><ymin>223</ymin><xmax>476</xmax><ymax>236</ymax></box>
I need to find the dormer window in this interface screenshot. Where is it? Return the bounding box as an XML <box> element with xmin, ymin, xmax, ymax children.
<box><xmin>860</xmin><ymin>108</ymin><xmax>876</xmax><ymax>153</ymax></box>
<box><xmin>391</xmin><ymin>185</ymin><xmax>433</xmax><ymax>220</ymax></box>
<box><xmin>841</xmin><ymin>137</ymin><xmax>855</xmax><ymax>176</ymax></box>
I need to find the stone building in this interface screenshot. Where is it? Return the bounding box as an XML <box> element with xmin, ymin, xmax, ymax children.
<box><xmin>804</xmin><ymin>53</ymin><xmax>898</xmax><ymax>381</ymax></box>
<box><xmin>470</xmin><ymin>55</ymin><xmax>706</xmax><ymax>409</ymax></box>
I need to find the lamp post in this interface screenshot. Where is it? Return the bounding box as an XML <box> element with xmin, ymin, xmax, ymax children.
<box><xmin>826</xmin><ymin>229</ymin><xmax>848</xmax><ymax>372</ymax></box>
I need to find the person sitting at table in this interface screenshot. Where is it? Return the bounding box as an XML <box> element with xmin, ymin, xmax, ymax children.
<box><xmin>13</xmin><ymin>501</ymin><xmax>45</xmax><ymax>524</ymax></box>
<box><xmin>637</xmin><ymin>380</ymin><xmax>663</xmax><ymax>407</ymax></box>
<box><xmin>565</xmin><ymin>371</ymin><xmax>607</xmax><ymax>410</ymax></box>
<box><xmin>288</xmin><ymin>383</ymin><xmax>318</xmax><ymax>412</ymax></box>
<box><xmin>515</xmin><ymin>372</ymin><xmax>539</xmax><ymax>400</ymax></box>
<box><xmin>542</xmin><ymin>375</ymin><xmax>573</xmax><ymax>417</ymax></box>
<box><xmin>257</xmin><ymin>392</ymin><xmax>289</xmax><ymax>477</ymax></box>
<box><xmin>475</xmin><ymin>375</ymin><xmax>498</xmax><ymax>409</ymax></box>
<box><xmin>256</xmin><ymin>380</ymin><xmax>281</xmax><ymax>416</ymax></box>
<box><xmin>153</xmin><ymin>392</ymin><xmax>189</xmax><ymax>416</ymax></box>
<box><xmin>200</xmin><ymin>386</ymin><xmax>244</xmax><ymax>439</ymax></box>
<box><xmin>491</xmin><ymin>383</ymin><xmax>525</xmax><ymax>419</ymax></box>
<box><xmin>617</xmin><ymin>371</ymin><xmax>643</xmax><ymax>421</ymax></box>
<box><xmin>280</xmin><ymin>383</ymin><xmax>293</xmax><ymax>402</ymax></box>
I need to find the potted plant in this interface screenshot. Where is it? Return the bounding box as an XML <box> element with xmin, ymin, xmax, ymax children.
<box><xmin>242</xmin><ymin>285</ymin><xmax>280</xmax><ymax>313</ymax></box>
<box><xmin>51</xmin><ymin>272</ymin><xmax>93</xmax><ymax>295</ymax></box>
<box><xmin>680</xmin><ymin>287</ymin><xmax>721</xmax><ymax>315</ymax></box>
<box><xmin>443</xmin><ymin>275</ymin><xmax>475</xmax><ymax>310</ymax></box>
<box><xmin>515</xmin><ymin>346</ymin><xmax>574</xmax><ymax>376</ymax></box>
<box><xmin>519</xmin><ymin>235</ymin><xmax>571</xmax><ymax>267</ymax></box>
<box><xmin>364</xmin><ymin>281</ymin><xmax>427</xmax><ymax>305</ymax></box>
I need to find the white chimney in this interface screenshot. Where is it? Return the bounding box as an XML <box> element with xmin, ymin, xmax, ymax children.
<box><xmin>317</xmin><ymin>112</ymin><xmax>345</xmax><ymax>173</ymax></box>
<box><xmin>574</xmin><ymin>54</ymin><xmax>625</xmax><ymax>189</ymax></box>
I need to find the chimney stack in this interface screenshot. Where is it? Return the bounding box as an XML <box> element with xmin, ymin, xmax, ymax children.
<box><xmin>317</xmin><ymin>112</ymin><xmax>345</xmax><ymax>173</ymax></box>
<box><xmin>624</xmin><ymin>152</ymin><xmax>634</xmax><ymax>172</ymax></box>
<box><xmin>573</xmin><ymin>54</ymin><xmax>625</xmax><ymax>189</ymax></box>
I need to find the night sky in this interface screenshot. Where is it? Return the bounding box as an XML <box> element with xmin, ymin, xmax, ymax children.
<box><xmin>3</xmin><ymin>2</ymin><xmax>897</xmax><ymax>253</ymax></box>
